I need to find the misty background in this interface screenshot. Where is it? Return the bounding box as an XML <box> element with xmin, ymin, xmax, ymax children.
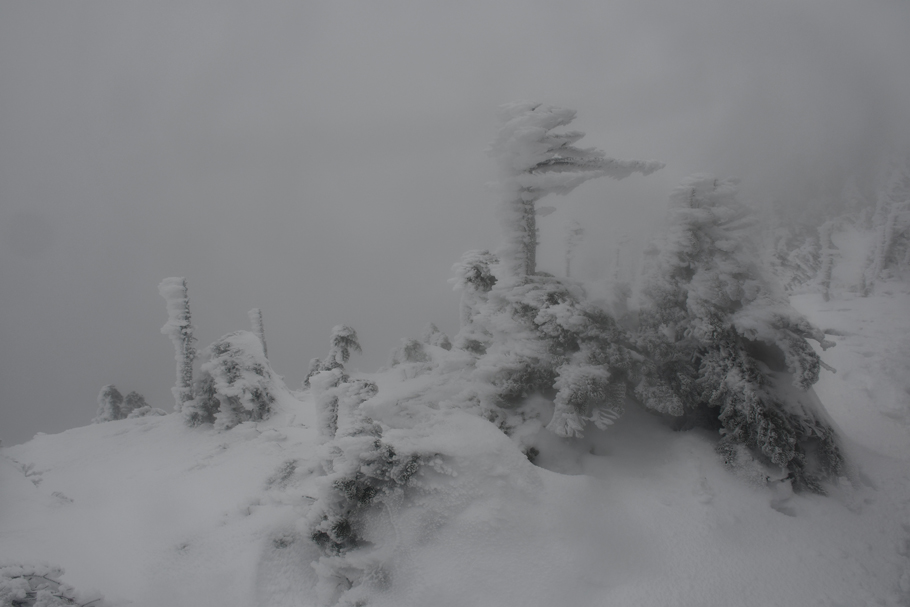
<box><xmin>1</xmin><ymin>0</ymin><xmax>908</xmax><ymax>446</ymax></box>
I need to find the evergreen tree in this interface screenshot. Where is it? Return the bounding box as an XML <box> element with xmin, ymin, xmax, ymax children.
<box><xmin>120</xmin><ymin>391</ymin><xmax>148</xmax><ymax>417</ymax></box>
<box><xmin>183</xmin><ymin>330</ymin><xmax>276</xmax><ymax>430</ymax></box>
<box><xmin>304</xmin><ymin>325</ymin><xmax>362</xmax><ymax>387</ymax></box>
<box><xmin>637</xmin><ymin>175</ymin><xmax>843</xmax><ymax>492</ymax></box>
<box><xmin>449</xmin><ymin>249</ymin><xmax>498</xmax><ymax>354</ymax></box>
<box><xmin>452</xmin><ymin>261</ymin><xmax>633</xmax><ymax>438</ymax></box>
<box><xmin>248</xmin><ymin>308</ymin><xmax>268</xmax><ymax>359</ymax></box>
<box><xmin>92</xmin><ymin>384</ymin><xmax>123</xmax><ymax>423</ymax></box>
<box><xmin>489</xmin><ymin>102</ymin><xmax>662</xmax><ymax>280</ymax></box>
<box><xmin>158</xmin><ymin>277</ymin><xmax>197</xmax><ymax>411</ymax></box>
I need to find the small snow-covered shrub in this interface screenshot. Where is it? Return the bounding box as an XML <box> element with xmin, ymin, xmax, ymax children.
<box><xmin>306</xmin><ymin>418</ymin><xmax>426</xmax><ymax>605</ymax></box>
<box><xmin>182</xmin><ymin>331</ymin><xmax>276</xmax><ymax>430</ymax></box>
<box><xmin>0</xmin><ymin>562</ymin><xmax>111</xmax><ymax>607</ymax></box>
<box><xmin>304</xmin><ymin>326</ymin><xmax>362</xmax><ymax>388</ymax></box>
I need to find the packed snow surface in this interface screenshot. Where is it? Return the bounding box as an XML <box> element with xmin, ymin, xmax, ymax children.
<box><xmin>3</xmin><ymin>289</ymin><xmax>910</xmax><ymax>606</ymax></box>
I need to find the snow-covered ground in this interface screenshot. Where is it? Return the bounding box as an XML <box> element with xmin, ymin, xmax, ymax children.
<box><xmin>3</xmin><ymin>284</ymin><xmax>910</xmax><ymax>606</ymax></box>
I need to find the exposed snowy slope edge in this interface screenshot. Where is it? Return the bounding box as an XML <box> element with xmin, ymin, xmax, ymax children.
<box><xmin>3</xmin><ymin>293</ymin><xmax>910</xmax><ymax>606</ymax></box>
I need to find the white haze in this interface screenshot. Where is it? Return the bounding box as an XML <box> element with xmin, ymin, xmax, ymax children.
<box><xmin>1</xmin><ymin>0</ymin><xmax>908</xmax><ymax>446</ymax></box>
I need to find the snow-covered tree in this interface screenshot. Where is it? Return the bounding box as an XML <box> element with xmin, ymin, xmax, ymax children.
<box><xmin>92</xmin><ymin>384</ymin><xmax>123</xmax><ymax>423</ymax></box>
<box><xmin>489</xmin><ymin>102</ymin><xmax>663</xmax><ymax>280</ymax></box>
<box><xmin>452</xmin><ymin>262</ymin><xmax>633</xmax><ymax>438</ymax></box>
<box><xmin>605</xmin><ymin>232</ymin><xmax>633</xmax><ymax>319</ymax></box>
<box><xmin>120</xmin><ymin>391</ymin><xmax>148</xmax><ymax>417</ymax></box>
<box><xmin>248</xmin><ymin>308</ymin><xmax>268</xmax><ymax>359</ymax></box>
<box><xmin>304</xmin><ymin>325</ymin><xmax>363</xmax><ymax>387</ymax></box>
<box><xmin>637</xmin><ymin>175</ymin><xmax>843</xmax><ymax>492</ymax></box>
<box><xmin>816</xmin><ymin>219</ymin><xmax>838</xmax><ymax>301</ymax></box>
<box><xmin>158</xmin><ymin>277</ymin><xmax>197</xmax><ymax>411</ymax></box>
<box><xmin>450</xmin><ymin>249</ymin><xmax>498</xmax><ymax>354</ymax></box>
<box><xmin>389</xmin><ymin>338</ymin><xmax>430</xmax><ymax>367</ymax></box>
<box><xmin>183</xmin><ymin>331</ymin><xmax>276</xmax><ymax>430</ymax></box>
<box><xmin>310</xmin><ymin>369</ymin><xmax>378</xmax><ymax>439</ymax></box>
<box><xmin>305</xmin><ymin>416</ymin><xmax>424</xmax><ymax>605</ymax></box>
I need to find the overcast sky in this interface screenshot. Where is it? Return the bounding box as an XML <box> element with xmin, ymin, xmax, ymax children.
<box><xmin>2</xmin><ymin>0</ymin><xmax>908</xmax><ymax>446</ymax></box>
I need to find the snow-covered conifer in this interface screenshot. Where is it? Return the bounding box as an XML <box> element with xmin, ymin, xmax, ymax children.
<box><xmin>327</xmin><ymin>325</ymin><xmax>361</xmax><ymax>367</ymax></box>
<box><xmin>158</xmin><ymin>277</ymin><xmax>196</xmax><ymax>411</ymax></box>
<box><xmin>309</xmin><ymin>368</ymin><xmax>346</xmax><ymax>438</ymax></box>
<box><xmin>458</xmin><ymin>267</ymin><xmax>633</xmax><ymax>438</ymax></box>
<box><xmin>489</xmin><ymin>102</ymin><xmax>662</xmax><ymax>280</ymax></box>
<box><xmin>303</xmin><ymin>326</ymin><xmax>362</xmax><ymax>387</ymax></box>
<box><xmin>450</xmin><ymin>249</ymin><xmax>498</xmax><ymax>353</ymax></box>
<box><xmin>183</xmin><ymin>331</ymin><xmax>276</xmax><ymax>430</ymax></box>
<box><xmin>120</xmin><ymin>391</ymin><xmax>148</xmax><ymax>418</ymax></box>
<box><xmin>248</xmin><ymin>308</ymin><xmax>268</xmax><ymax>359</ymax></box>
<box><xmin>310</xmin><ymin>370</ymin><xmax>378</xmax><ymax>439</ymax></box>
<box><xmin>92</xmin><ymin>385</ymin><xmax>123</xmax><ymax>423</ymax></box>
<box><xmin>637</xmin><ymin>174</ymin><xmax>843</xmax><ymax>491</ymax></box>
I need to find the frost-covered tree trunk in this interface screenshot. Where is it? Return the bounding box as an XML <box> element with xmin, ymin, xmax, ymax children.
<box><xmin>248</xmin><ymin>308</ymin><xmax>268</xmax><ymax>359</ymax></box>
<box><xmin>489</xmin><ymin>102</ymin><xmax>662</xmax><ymax>281</ymax></box>
<box><xmin>158</xmin><ymin>277</ymin><xmax>197</xmax><ymax>411</ymax></box>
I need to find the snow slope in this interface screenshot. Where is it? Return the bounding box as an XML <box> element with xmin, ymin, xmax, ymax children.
<box><xmin>3</xmin><ymin>290</ymin><xmax>910</xmax><ymax>606</ymax></box>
